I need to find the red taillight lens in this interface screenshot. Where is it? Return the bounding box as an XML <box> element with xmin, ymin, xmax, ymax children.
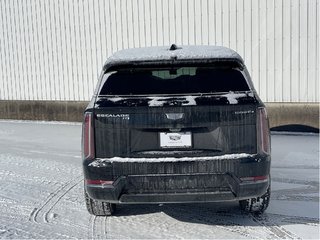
<box><xmin>257</xmin><ymin>107</ymin><xmax>271</xmax><ymax>154</ymax></box>
<box><xmin>82</xmin><ymin>112</ymin><xmax>95</xmax><ymax>160</ymax></box>
<box><xmin>85</xmin><ymin>179</ymin><xmax>114</xmax><ymax>185</ymax></box>
<box><xmin>240</xmin><ymin>175</ymin><xmax>269</xmax><ymax>182</ymax></box>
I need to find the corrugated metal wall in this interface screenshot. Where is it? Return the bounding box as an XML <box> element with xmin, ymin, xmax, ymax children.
<box><xmin>0</xmin><ymin>0</ymin><xmax>318</xmax><ymax>102</ymax></box>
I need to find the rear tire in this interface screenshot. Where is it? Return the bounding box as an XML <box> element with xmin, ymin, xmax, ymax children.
<box><xmin>84</xmin><ymin>190</ymin><xmax>116</xmax><ymax>216</ymax></box>
<box><xmin>239</xmin><ymin>186</ymin><xmax>270</xmax><ymax>214</ymax></box>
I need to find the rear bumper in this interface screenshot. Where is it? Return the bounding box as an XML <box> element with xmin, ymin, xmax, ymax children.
<box><xmin>84</xmin><ymin>154</ymin><xmax>270</xmax><ymax>204</ymax></box>
<box><xmin>86</xmin><ymin>175</ymin><xmax>269</xmax><ymax>204</ymax></box>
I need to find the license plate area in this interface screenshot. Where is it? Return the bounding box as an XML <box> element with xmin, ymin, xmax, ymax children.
<box><xmin>160</xmin><ymin>132</ymin><xmax>192</xmax><ymax>148</ymax></box>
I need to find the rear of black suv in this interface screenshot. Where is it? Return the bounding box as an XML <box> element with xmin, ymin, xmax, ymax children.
<box><xmin>82</xmin><ymin>45</ymin><xmax>271</xmax><ymax>216</ymax></box>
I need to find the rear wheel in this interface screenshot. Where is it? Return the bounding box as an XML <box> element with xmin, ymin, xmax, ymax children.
<box><xmin>239</xmin><ymin>186</ymin><xmax>270</xmax><ymax>214</ymax></box>
<box><xmin>84</xmin><ymin>190</ymin><xmax>116</xmax><ymax>216</ymax></box>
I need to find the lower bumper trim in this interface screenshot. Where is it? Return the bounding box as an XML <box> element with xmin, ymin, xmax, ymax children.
<box><xmin>119</xmin><ymin>191</ymin><xmax>235</xmax><ymax>204</ymax></box>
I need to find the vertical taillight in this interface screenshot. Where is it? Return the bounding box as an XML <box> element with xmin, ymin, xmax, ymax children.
<box><xmin>82</xmin><ymin>112</ymin><xmax>95</xmax><ymax>160</ymax></box>
<box><xmin>257</xmin><ymin>107</ymin><xmax>271</xmax><ymax>155</ymax></box>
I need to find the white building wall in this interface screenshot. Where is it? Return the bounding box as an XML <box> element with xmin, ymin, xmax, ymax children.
<box><xmin>0</xmin><ymin>0</ymin><xmax>318</xmax><ymax>102</ymax></box>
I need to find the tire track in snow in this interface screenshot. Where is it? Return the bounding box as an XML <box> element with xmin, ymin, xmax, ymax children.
<box><xmin>200</xmin><ymin>207</ymin><xmax>301</xmax><ymax>239</ymax></box>
<box><xmin>250</xmin><ymin>213</ymin><xmax>300</xmax><ymax>239</ymax></box>
<box><xmin>0</xmin><ymin>216</ymin><xmax>48</xmax><ymax>239</ymax></box>
<box><xmin>0</xmin><ymin>223</ymin><xmax>44</xmax><ymax>239</ymax></box>
<box><xmin>88</xmin><ymin>215</ymin><xmax>94</xmax><ymax>238</ymax></box>
<box><xmin>103</xmin><ymin>216</ymin><xmax>108</xmax><ymax>239</ymax></box>
<box><xmin>29</xmin><ymin>176</ymin><xmax>83</xmax><ymax>223</ymax></box>
<box><xmin>87</xmin><ymin>204</ymin><xmax>309</xmax><ymax>239</ymax></box>
<box><xmin>203</xmin><ymin>210</ymin><xmax>299</xmax><ymax>239</ymax></box>
<box><xmin>0</xmin><ymin>218</ymin><xmax>76</xmax><ymax>239</ymax></box>
<box><xmin>189</xmin><ymin>210</ymin><xmax>266</xmax><ymax>239</ymax></box>
<box><xmin>89</xmin><ymin>215</ymin><xmax>107</xmax><ymax>239</ymax></box>
<box><xmin>105</xmin><ymin>204</ymin><xmax>288</xmax><ymax>239</ymax></box>
<box><xmin>165</xmin><ymin>205</ymin><xmax>251</xmax><ymax>238</ymax></box>
<box><xmin>164</xmin><ymin>205</ymin><xmax>297</xmax><ymax>239</ymax></box>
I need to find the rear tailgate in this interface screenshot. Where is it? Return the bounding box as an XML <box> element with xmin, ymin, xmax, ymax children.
<box><xmin>94</xmin><ymin>94</ymin><xmax>258</xmax><ymax>159</ymax></box>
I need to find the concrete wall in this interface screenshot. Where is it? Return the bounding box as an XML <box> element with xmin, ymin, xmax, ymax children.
<box><xmin>0</xmin><ymin>101</ymin><xmax>318</xmax><ymax>130</ymax></box>
<box><xmin>266</xmin><ymin>103</ymin><xmax>319</xmax><ymax>129</ymax></box>
<box><xmin>0</xmin><ymin>101</ymin><xmax>87</xmax><ymax>122</ymax></box>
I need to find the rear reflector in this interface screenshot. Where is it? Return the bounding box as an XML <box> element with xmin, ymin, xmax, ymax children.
<box><xmin>85</xmin><ymin>179</ymin><xmax>114</xmax><ymax>185</ymax></box>
<box><xmin>257</xmin><ymin>107</ymin><xmax>271</xmax><ymax>154</ymax></box>
<box><xmin>240</xmin><ymin>175</ymin><xmax>268</xmax><ymax>182</ymax></box>
<box><xmin>82</xmin><ymin>112</ymin><xmax>95</xmax><ymax>160</ymax></box>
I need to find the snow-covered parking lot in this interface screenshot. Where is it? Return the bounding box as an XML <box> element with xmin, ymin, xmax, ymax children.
<box><xmin>0</xmin><ymin>120</ymin><xmax>318</xmax><ymax>239</ymax></box>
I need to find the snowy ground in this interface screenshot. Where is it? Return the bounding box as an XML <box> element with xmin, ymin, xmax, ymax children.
<box><xmin>0</xmin><ymin>120</ymin><xmax>318</xmax><ymax>239</ymax></box>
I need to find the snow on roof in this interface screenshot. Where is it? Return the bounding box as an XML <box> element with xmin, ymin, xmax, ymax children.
<box><xmin>103</xmin><ymin>45</ymin><xmax>244</xmax><ymax>71</ymax></box>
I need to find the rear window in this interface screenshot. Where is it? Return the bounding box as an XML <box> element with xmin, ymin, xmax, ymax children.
<box><xmin>99</xmin><ymin>67</ymin><xmax>250</xmax><ymax>96</ymax></box>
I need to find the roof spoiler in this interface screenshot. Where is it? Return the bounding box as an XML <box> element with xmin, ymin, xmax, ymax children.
<box><xmin>103</xmin><ymin>59</ymin><xmax>245</xmax><ymax>72</ymax></box>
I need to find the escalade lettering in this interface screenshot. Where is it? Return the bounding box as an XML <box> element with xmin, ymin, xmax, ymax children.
<box><xmin>97</xmin><ymin>114</ymin><xmax>130</xmax><ymax>120</ymax></box>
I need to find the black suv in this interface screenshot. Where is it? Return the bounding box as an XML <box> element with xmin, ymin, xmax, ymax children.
<box><xmin>82</xmin><ymin>45</ymin><xmax>271</xmax><ymax>216</ymax></box>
